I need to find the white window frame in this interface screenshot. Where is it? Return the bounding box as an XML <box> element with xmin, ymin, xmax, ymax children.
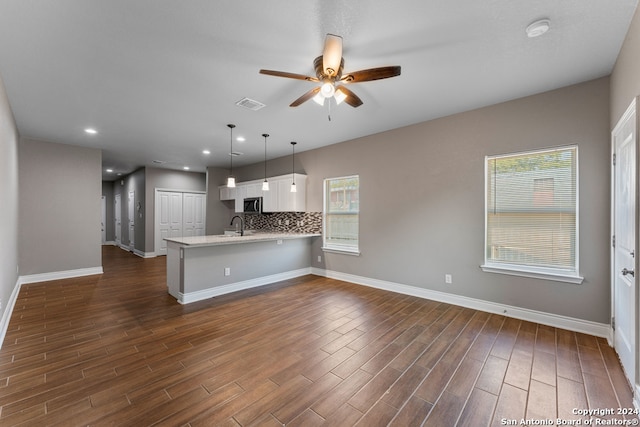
<box><xmin>322</xmin><ymin>175</ymin><xmax>360</xmax><ymax>255</ymax></box>
<box><xmin>480</xmin><ymin>145</ymin><xmax>584</xmax><ymax>284</ymax></box>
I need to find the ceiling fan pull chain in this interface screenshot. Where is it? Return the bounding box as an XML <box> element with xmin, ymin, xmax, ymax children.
<box><xmin>328</xmin><ymin>97</ymin><xmax>332</xmax><ymax>121</ymax></box>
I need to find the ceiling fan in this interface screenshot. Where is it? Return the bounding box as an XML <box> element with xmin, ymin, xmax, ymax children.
<box><xmin>259</xmin><ymin>34</ymin><xmax>401</xmax><ymax>108</ymax></box>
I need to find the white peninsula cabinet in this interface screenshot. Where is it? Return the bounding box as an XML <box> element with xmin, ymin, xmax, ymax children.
<box><xmin>219</xmin><ymin>174</ymin><xmax>306</xmax><ymax>212</ymax></box>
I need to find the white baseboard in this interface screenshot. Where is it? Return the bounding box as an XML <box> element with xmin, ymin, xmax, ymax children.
<box><xmin>19</xmin><ymin>266</ymin><xmax>104</xmax><ymax>285</ymax></box>
<box><xmin>178</xmin><ymin>267</ymin><xmax>312</xmax><ymax>304</ymax></box>
<box><xmin>311</xmin><ymin>268</ymin><xmax>611</xmax><ymax>339</ymax></box>
<box><xmin>133</xmin><ymin>249</ymin><xmax>155</xmax><ymax>258</ymax></box>
<box><xmin>0</xmin><ymin>277</ymin><xmax>22</xmax><ymax>349</ymax></box>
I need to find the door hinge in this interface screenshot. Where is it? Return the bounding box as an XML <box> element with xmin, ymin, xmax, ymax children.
<box><xmin>612</xmin><ymin>235</ymin><xmax>615</xmax><ymax>248</ymax></box>
<box><xmin>612</xmin><ymin>316</ymin><xmax>615</xmax><ymax>331</ymax></box>
<box><xmin>613</xmin><ymin>153</ymin><xmax>617</xmax><ymax>166</ymax></box>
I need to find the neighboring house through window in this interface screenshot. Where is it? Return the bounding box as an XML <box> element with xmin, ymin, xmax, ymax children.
<box><xmin>481</xmin><ymin>146</ymin><xmax>583</xmax><ymax>283</ymax></box>
<box><xmin>323</xmin><ymin>175</ymin><xmax>359</xmax><ymax>254</ymax></box>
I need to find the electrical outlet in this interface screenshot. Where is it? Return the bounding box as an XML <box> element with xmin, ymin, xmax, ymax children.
<box><xmin>224</xmin><ymin>267</ymin><xmax>231</xmax><ymax>276</ymax></box>
<box><xmin>445</xmin><ymin>274</ymin><xmax>452</xmax><ymax>284</ymax></box>
<box><xmin>317</xmin><ymin>255</ymin><xmax>322</xmax><ymax>263</ymax></box>
<box><xmin>277</xmin><ymin>239</ymin><xmax>283</xmax><ymax>245</ymax></box>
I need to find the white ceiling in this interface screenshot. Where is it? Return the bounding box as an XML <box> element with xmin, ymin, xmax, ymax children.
<box><xmin>0</xmin><ymin>0</ymin><xmax>637</xmax><ymax>180</ymax></box>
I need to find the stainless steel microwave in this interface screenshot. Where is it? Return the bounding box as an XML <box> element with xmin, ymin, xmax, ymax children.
<box><xmin>243</xmin><ymin>197</ymin><xmax>262</xmax><ymax>214</ymax></box>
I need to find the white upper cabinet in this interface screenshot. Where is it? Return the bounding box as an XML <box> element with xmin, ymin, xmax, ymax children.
<box><xmin>219</xmin><ymin>174</ymin><xmax>306</xmax><ymax>212</ymax></box>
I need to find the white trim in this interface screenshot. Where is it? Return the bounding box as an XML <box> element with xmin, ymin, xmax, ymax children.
<box><xmin>177</xmin><ymin>267</ymin><xmax>312</xmax><ymax>304</ymax></box>
<box><xmin>0</xmin><ymin>277</ymin><xmax>22</xmax><ymax>349</ymax></box>
<box><xmin>322</xmin><ymin>247</ymin><xmax>361</xmax><ymax>256</ymax></box>
<box><xmin>311</xmin><ymin>268</ymin><xmax>610</xmax><ymax>339</ymax></box>
<box><xmin>19</xmin><ymin>267</ymin><xmax>103</xmax><ymax>285</ymax></box>
<box><xmin>132</xmin><ymin>249</ymin><xmax>156</xmax><ymax>258</ymax></box>
<box><xmin>480</xmin><ymin>263</ymin><xmax>584</xmax><ymax>284</ymax></box>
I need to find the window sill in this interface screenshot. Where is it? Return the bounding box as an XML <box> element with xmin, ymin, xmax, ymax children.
<box><xmin>480</xmin><ymin>263</ymin><xmax>584</xmax><ymax>284</ymax></box>
<box><xmin>322</xmin><ymin>247</ymin><xmax>360</xmax><ymax>256</ymax></box>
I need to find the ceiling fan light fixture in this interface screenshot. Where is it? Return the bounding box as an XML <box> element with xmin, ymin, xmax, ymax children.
<box><xmin>313</xmin><ymin>93</ymin><xmax>325</xmax><ymax>105</ymax></box>
<box><xmin>334</xmin><ymin>87</ymin><xmax>347</xmax><ymax>105</ymax></box>
<box><xmin>320</xmin><ymin>82</ymin><xmax>335</xmax><ymax>98</ymax></box>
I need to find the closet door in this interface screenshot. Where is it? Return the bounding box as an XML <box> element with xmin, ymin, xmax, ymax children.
<box><xmin>155</xmin><ymin>191</ymin><xmax>205</xmax><ymax>256</ymax></box>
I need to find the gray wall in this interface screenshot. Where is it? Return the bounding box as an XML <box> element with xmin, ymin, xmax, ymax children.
<box><xmin>112</xmin><ymin>168</ymin><xmax>145</xmax><ymax>253</ymax></box>
<box><xmin>611</xmin><ymin>1</ymin><xmax>640</xmax><ymax>126</ymax></box>
<box><xmin>0</xmin><ymin>74</ymin><xmax>19</xmax><ymax>332</ymax></box>
<box><xmin>19</xmin><ymin>138</ymin><xmax>102</xmax><ymax>275</ymax></box>
<box><xmin>234</xmin><ymin>77</ymin><xmax>611</xmax><ymax>324</ymax></box>
<box><xmin>205</xmin><ymin>166</ymin><xmax>234</xmax><ymax>235</ymax></box>
<box><xmin>144</xmin><ymin>167</ymin><xmax>206</xmax><ymax>253</ymax></box>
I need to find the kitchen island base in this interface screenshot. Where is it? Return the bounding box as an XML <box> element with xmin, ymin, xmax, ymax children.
<box><xmin>166</xmin><ymin>234</ymin><xmax>317</xmax><ymax>304</ymax></box>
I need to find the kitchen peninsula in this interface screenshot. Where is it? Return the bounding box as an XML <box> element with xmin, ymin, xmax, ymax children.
<box><xmin>164</xmin><ymin>232</ymin><xmax>320</xmax><ymax>304</ymax></box>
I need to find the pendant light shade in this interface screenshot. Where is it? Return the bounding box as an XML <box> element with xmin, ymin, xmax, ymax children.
<box><xmin>290</xmin><ymin>141</ymin><xmax>297</xmax><ymax>193</ymax></box>
<box><xmin>262</xmin><ymin>133</ymin><xmax>270</xmax><ymax>191</ymax></box>
<box><xmin>226</xmin><ymin>124</ymin><xmax>236</xmax><ymax>187</ymax></box>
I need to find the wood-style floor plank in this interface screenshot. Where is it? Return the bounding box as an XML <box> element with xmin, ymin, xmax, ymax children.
<box><xmin>0</xmin><ymin>246</ymin><xmax>635</xmax><ymax>426</ymax></box>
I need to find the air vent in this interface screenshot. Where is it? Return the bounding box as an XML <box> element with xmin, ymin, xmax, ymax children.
<box><xmin>152</xmin><ymin>160</ymin><xmax>166</xmax><ymax>165</ymax></box>
<box><xmin>229</xmin><ymin>152</ymin><xmax>243</xmax><ymax>157</ymax></box>
<box><xmin>235</xmin><ymin>97</ymin><xmax>266</xmax><ymax>111</ymax></box>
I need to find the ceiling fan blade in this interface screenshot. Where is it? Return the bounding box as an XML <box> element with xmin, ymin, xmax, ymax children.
<box><xmin>335</xmin><ymin>86</ymin><xmax>363</xmax><ymax>108</ymax></box>
<box><xmin>340</xmin><ymin>66</ymin><xmax>401</xmax><ymax>83</ymax></box>
<box><xmin>322</xmin><ymin>34</ymin><xmax>343</xmax><ymax>77</ymax></box>
<box><xmin>290</xmin><ymin>86</ymin><xmax>321</xmax><ymax>107</ymax></box>
<box><xmin>259</xmin><ymin>69</ymin><xmax>319</xmax><ymax>82</ymax></box>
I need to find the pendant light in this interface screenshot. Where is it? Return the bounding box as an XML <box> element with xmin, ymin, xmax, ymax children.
<box><xmin>226</xmin><ymin>124</ymin><xmax>236</xmax><ymax>187</ymax></box>
<box><xmin>262</xmin><ymin>133</ymin><xmax>270</xmax><ymax>191</ymax></box>
<box><xmin>290</xmin><ymin>141</ymin><xmax>297</xmax><ymax>193</ymax></box>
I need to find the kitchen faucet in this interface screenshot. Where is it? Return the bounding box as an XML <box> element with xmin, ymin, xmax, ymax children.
<box><xmin>230</xmin><ymin>215</ymin><xmax>244</xmax><ymax>236</ymax></box>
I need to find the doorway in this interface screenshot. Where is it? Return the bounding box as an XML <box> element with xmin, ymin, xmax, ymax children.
<box><xmin>611</xmin><ymin>97</ymin><xmax>638</xmax><ymax>401</ymax></box>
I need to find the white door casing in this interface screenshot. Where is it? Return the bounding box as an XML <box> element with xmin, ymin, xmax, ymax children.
<box><xmin>612</xmin><ymin>98</ymin><xmax>638</xmax><ymax>397</ymax></box>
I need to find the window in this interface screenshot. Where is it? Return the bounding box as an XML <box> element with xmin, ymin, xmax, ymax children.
<box><xmin>481</xmin><ymin>146</ymin><xmax>583</xmax><ymax>283</ymax></box>
<box><xmin>323</xmin><ymin>175</ymin><xmax>359</xmax><ymax>254</ymax></box>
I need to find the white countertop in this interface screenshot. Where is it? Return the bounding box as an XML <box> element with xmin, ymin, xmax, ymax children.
<box><xmin>164</xmin><ymin>232</ymin><xmax>321</xmax><ymax>247</ymax></box>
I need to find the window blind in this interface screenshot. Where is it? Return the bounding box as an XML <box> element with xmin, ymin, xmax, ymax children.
<box><xmin>485</xmin><ymin>146</ymin><xmax>578</xmax><ymax>273</ymax></box>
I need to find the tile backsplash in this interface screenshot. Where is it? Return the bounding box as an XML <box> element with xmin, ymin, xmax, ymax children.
<box><xmin>243</xmin><ymin>212</ymin><xmax>322</xmax><ymax>234</ymax></box>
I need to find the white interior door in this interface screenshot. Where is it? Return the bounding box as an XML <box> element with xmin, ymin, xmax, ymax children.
<box><xmin>128</xmin><ymin>191</ymin><xmax>135</xmax><ymax>250</ymax></box>
<box><xmin>183</xmin><ymin>193</ymin><xmax>195</xmax><ymax>237</ymax></box>
<box><xmin>156</xmin><ymin>192</ymin><xmax>172</xmax><ymax>256</ymax></box>
<box><xmin>114</xmin><ymin>194</ymin><xmax>122</xmax><ymax>247</ymax></box>
<box><xmin>612</xmin><ymin>98</ymin><xmax>637</xmax><ymax>393</ymax></box>
<box><xmin>194</xmin><ymin>193</ymin><xmax>206</xmax><ymax>236</ymax></box>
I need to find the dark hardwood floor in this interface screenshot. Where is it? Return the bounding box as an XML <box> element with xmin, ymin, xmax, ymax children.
<box><xmin>0</xmin><ymin>246</ymin><xmax>636</xmax><ymax>426</ymax></box>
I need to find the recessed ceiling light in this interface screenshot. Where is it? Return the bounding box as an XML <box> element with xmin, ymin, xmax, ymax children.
<box><xmin>183</xmin><ymin>166</ymin><xmax>190</xmax><ymax>170</ymax></box>
<box><xmin>526</xmin><ymin>19</ymin><xmax>551</xmax><ymax>38</ymax></box>
<box><xmin>236</xmin><ymin>136</ymin><xmax>246</xmax><ymax>142</ymax></box>
<box><xmin>84</xmin><ymin>128</ymin><xmax>98</xmax><ymax>135</ymax></box>
<box><xmin>106</xmin><ymin>169</ymin><xmax>113</xmax><ymax>173</ymax></box>
<box><xmin>202</xmin><ymin>149</ymin><xmax>211</xmax><ymax>155</ymax></box>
